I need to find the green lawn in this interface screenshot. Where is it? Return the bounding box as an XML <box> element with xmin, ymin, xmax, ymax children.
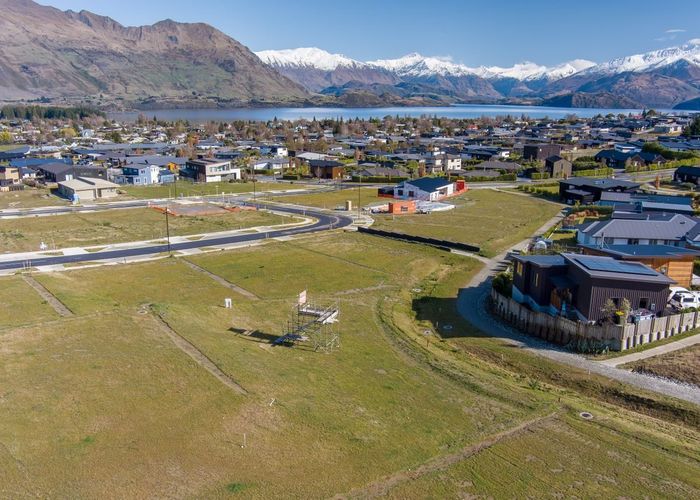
<box><xmin>371</xmin><ymin>189</ymin><xmax>563</xmax><ymax>256</ymax></box>
<box><xmin>0</xmin><ymin>206</ymin><xmax>292</xmax><ymax>252</ymax></box>
<box><xmin>123</xmin><ymin>181</ymin><xmax>303</xmax><ymax>199</ymax></box>
<box><xmin>273</xmin><ymin>186</ymin><xmax>385</xmax><ymax>209</ymax></box>
<box><xmin>0</xmin><ymin>276</ymin><xmax>59</xmax><ymax>328</ymax></box>
<box><xmin>0</xmin><ymin>187</ymin><xmax>69</xmax><ymax>209</ymax></box>
<box><xmin>0</xmin><ymin>231</ymin><xmax>697</xmax><ymax>497</ymax></box>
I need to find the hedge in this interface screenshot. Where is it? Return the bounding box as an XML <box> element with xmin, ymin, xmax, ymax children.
<box><xmin>572</xmin><ymin>167</ymin><xmax>614</xmax><ymax>177</ymax></box>
<box><xmin>350</xmin><ymin>176</ymin><xmax>408</xmax><ymax>183</ymax></box>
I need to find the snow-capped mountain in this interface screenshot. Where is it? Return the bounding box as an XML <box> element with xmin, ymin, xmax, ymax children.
<box><xmin>255</xmin><ymin>47</ymin><xmax>365</xmax><ymax>71</ymax></box>
<box><xmin>256</xmin><ymin>43</ymin><xmax>700</xmax><ymax>108</ymax></box>
<box><xmin>368</xmin><ymin>53</ymin><xmax>475</xmax><ymax>77</ymax></box>
<box><xmin>585</xmin><ymin>41</ymin><xmax>700</xmax><ymax>75</ymax></box>
<box><xmin>255</xmin><ymin>47</ymin><xmax>399</xmax><ymax>92</ymax></box>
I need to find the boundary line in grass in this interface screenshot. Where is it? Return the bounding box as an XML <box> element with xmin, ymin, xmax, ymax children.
<box><xmin>21</xmin><ymin>275</ymin><xmax>73</xmax><ymax>317</ymax></box>
<box><xmin>181</xmin><ymin>259</ymin><xmax>260</xmax><ymax>300</ymax></box>
<box><xmin>335</xmin><ymin>411</ymin><xmax>560</xmax><ymax>499</ymax></box>
<box><xmin>151</xmin><ymin>312</ymin><xmax>248</xmax><ymax>396</ymax></box>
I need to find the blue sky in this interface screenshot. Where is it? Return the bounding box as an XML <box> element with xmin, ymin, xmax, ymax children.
<box><xmin>39</xmin><ymin>0</ymin><xmax>700</xmax><ymax>66</ymax></box>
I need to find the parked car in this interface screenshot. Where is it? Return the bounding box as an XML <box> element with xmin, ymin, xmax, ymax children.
<box><xmin>669</xmin><ymin>291</ymin><xmax>700</xmax><ymax>310</ymax></box>
<box><xmin>668</xmin><ymin>286</ymin><xmax>689</xmax><ymax>301</ymax></box>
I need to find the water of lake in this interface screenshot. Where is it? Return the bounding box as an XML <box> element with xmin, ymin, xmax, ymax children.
<box><xmin>108</xmin><ymin>103</ymin><xmax>658</xmax><ymax>123</ymax></box>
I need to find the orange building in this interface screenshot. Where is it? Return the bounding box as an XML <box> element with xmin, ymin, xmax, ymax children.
<box><xmin>388</xmin><ymin>200</ymin><xmax>417</xmax><ymax>214</ymax></box>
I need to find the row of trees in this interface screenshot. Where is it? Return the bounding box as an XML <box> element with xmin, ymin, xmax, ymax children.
<box><xmin>0</xmin><ymin>105</ymin><xmax>105</xmax><ymax>121</ymax></box>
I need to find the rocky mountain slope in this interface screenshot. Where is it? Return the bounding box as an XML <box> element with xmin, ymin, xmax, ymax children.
<box><xmin>0</xmin><ymin>0</ymin><xmax>309</xmax><ymax>107</ymax></box>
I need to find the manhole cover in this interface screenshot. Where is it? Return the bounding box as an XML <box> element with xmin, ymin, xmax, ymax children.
<box><xmin>579</xmin><ymin>412</ymin><xmax>594</xmax><ymax>420</ymax></box>
<box><xmin>423</xmin><ymin>330</ymin><xmax>432</xmax><ymax>336</ymax></box>
<box><xmin>412</xmin><ymin>288</ymin><xmax>422</xmax><ymax>293</ymax></box>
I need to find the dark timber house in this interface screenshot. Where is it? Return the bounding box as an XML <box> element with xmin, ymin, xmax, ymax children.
<box><xmin>512</xmin><ymin>253</ymin><xmax>673</xmax><ymax>322</ymax></box>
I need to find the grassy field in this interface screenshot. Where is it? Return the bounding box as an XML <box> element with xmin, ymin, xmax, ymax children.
<box><xmin>0</xmin><ymin>187</ymin><xmax>69</xmax><ymax>209</ymax></box>
<box><xmin>0</xmin><ymin>207</ymin><xmax>292</xmax><ymax>252</ymax></box>
<box><xmin>371</xmin><ymin>189</ymin><xmax>563</xmax><ymax>257</ymax></box>
<box><xmin>123</xmin><ymin>181</ymin><xmax>303</xmax><ymax>199</ymax></box>
<box><xmin>1</xmin><ymin>232</ymin><xmax>698</xmax><ymax>497</ymax></box>
<box><xmin>273</xmin><ymin>186</ymin><xmax>384</xmax><ymax>209</ymax></box>
<box><xmin>0</xmin><ymin>276</ymin><xmax>59</xmax><ymax>328</ymax></box>
<box><xmin>623</xmin><ymin>344</ymin><xmax>700</xmax><ymax>387</ymax></box>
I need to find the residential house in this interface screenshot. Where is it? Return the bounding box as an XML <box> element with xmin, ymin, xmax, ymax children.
<box><xmin>674</xmin><ymin>165</ymin><xmax>700</xmax><ymax>185</ymax></box>
<box><xmin>259</xmin><ymin>145</ymin><xmax>288</xmax><ymax>157</ymax></box>
<box><xmin>393</xmin><ymin>177</ymin><xmax>466</xmax><ymax>201</ymax></box>
<box><xmin>595</xmin><ymin>149</ymin><xmax>632</xmax><ymax>169</ymax></box>
<box><xmin>522</xmin><ymin>143</ymin><xmax>562</xmax><ymax>161</ymax></box>
<box><xmin>57</xmin><ymin>177</ymin><xmax>120</xmax><ymax>201</ymax></box>
<box><xmin>558</xmin><ymin>177</ymin><xmax>640</xmax><ymax>204</ymax></box>
<box><xmin>598</xmin><ymin>192</ymin><xmax>694</xmax><ymax>215</ymax></box>
<box><xmin>512</xmin><ymin>253</ymin><xmax>673</xmax><ymax>322</ymax></box>
<box><xmin>36</xmin><ymin>163</ymin><xmax>108</xmax><ymax>183</ymax></box>
<box><xmin>544</xmin><ymin>155</ymin><xmax>572</xmax><ymax>178</ymax></box>
<box><xmin>309</xmin><ymin>160</ymin><xmax>345</xmax><ymax>180</ymax></box>
<box><xmin>580</xmin><ymin>244</ymin><xmax>700</xmax><ymax>288</ymax></box>
<box><xmin>115</xmin><ymin>164</ymin><xmax>175</xmax><ymax>185</ymax></box>
<box><xmin>183</xmin><ymin>158</ymin><xmax>241</xmax><ymax>183</ymax></box>
<box><xmin>576</xmin><ymin>213</ymin><xmax>700</xmax><ymax>247</ymax></box>
<box><xmin>250</xmin><ymin>157</ymin><xmax>290</xmax><ymax>173</ymax></box>
<box><xmin>0</xmin><ymin>165</ymin><xmax>21</xmax><ymax>185</ymax></box>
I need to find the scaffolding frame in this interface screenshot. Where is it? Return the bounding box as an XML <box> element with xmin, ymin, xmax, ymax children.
<box><xmin>274</xmin><ymin>299</ymin><xmax>340</xmax><ymax>352</ymax></box>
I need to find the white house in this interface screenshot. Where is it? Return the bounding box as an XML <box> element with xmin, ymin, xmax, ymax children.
<box><xmin>393</xmin><ymin>177</ymin><xmax>461</xmax><ymax>201</ymax></box>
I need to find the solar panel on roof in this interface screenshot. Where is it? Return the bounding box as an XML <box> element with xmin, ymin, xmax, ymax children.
<box><xmin>575</xmin><ymin>256</ymin><xmax>659</xmax><ymax>276</ymax></box>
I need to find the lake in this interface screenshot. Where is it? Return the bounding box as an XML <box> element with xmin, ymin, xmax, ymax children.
<box><xmin>108</xmin><ymin>103</ymin><xmax>655</xmax><ymax>123</ymax></box>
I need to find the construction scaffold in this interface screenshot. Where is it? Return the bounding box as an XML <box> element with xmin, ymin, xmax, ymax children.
<box><xmin>274</xmin><ymin>294</ymin><xmax>340</xmax><ymax>352</ymax></box>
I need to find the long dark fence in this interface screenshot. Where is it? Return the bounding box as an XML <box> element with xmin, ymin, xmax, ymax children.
<box><xmin>358</xmin><ymin>227</ymin><xmax>480</xmax><ymax>253</ymax></box>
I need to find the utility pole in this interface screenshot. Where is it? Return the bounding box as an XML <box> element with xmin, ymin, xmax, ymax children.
<box><xmin>357</xmin><ymin>174</ymin><xmax>361</xmax><ymax>219</ymax></box>
<box><xmin>165</xmin><ymin>203</ymin><xmax>171</xmax><ymax>255</ymax></box>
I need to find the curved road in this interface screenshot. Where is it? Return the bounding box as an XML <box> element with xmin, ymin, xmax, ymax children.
<box><xmin>0</xmin><ymin>203</ymin><xmax>354</xmax><ymax>271</ymax></box>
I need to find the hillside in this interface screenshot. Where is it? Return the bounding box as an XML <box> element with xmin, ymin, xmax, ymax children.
<box><xmin>0</xmin><ymin>0</ymin><xmax>309</xmax><ymax>107</ymax></box>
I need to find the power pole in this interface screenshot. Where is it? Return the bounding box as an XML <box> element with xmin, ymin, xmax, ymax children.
<box><xmin>165</xmin><ymin>204</ymin><xmax>171</xmax><ymax>255</ymax></box>
<box><xmin>357</xmin><ymin>174</ymin><xmax>361</xmax><ymax>219</ymax></box>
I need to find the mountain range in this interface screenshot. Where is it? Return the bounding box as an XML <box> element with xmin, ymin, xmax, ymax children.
<box><xmin>257</xmin><ymin>44</ymin><xmax>700</xmax><ymax>109</ymax></box>
<box><xmin>1</xmin><ymin>0</ymin><xmax>700</xmax><ymax>110</ymax></box>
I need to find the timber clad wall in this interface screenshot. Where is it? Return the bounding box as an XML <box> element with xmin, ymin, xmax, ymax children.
<box><xmin>491</xmin><ymin>289</ymin><xmax>698</xmax><ymax>351</ymax></box>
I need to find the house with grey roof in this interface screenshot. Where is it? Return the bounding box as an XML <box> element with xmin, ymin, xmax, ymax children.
<box><xmin>576</xmin><ymin>213</ymin><xmax>700</xmax><ymax>247</ymax></box>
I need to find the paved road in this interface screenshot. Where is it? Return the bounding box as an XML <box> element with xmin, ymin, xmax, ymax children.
<box><xmin>0</xmin><ymin>202</ymin><xmax>353</xmax><ymax>271</ymax></box>
<box><xmin>600</xmin><ymin>333</ymin><xmax>700</xmax><ymax>367</ymax></box>
<box><xmin>456</xmin><ymin>214</ymin><xmax>700</xmax><ymax>406</ymax></box>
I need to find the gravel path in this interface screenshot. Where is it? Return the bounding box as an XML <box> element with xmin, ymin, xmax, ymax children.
<box><xmin>456</xmin><ymin>214</ymin><xmax>700</xmax><ymax>407</ymax></box>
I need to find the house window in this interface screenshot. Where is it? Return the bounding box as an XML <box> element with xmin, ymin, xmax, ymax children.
<box><xmin>628</xmin><ymin>238</ymin><xmax>639</xmax><ymax>245</ymax></box>
<box><xmin>611</xmin><ymin>297</ymin><xmax>621</xmax><ymax>308</ymax></box>
<box><xmin>534</xmin><ymin>273</ymin><xmax>539</xmax><ymax>287</ymax></box>
<box><xmin>639</xmin><ymin>297</ymin><xmax>649</xmax><ymax>309</ymax></box>
<box><xmin>516</xmin><ymin>262</ymin><xmax>523</xmax><ymax>276</ymax></box>
<box><xmin>650</xmin><ymin>239</ymin><xmax>658</xmax><ymax>245</ymax></box>
<box><xmin>603</xmin><ymin>237</ymin><xmax>614</xmax><ymax>245</ymax></box>
<box><xmin>397</xmin><ymin>189</ymin><xmax>403</xmax><ymax>196</ymax></box>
